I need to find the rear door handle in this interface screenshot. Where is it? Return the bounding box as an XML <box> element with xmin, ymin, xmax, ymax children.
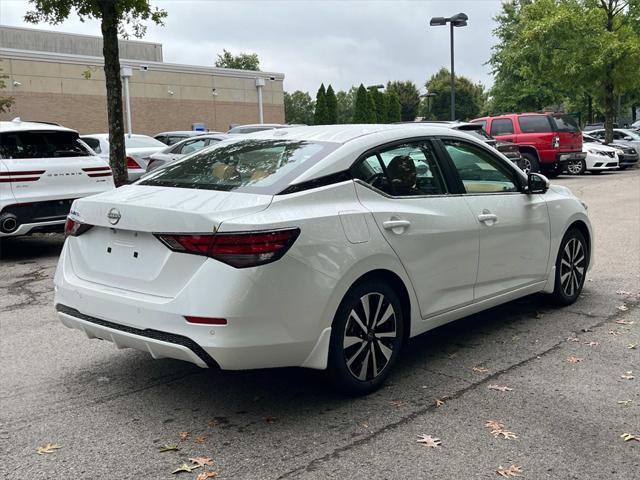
<box><xmin>478</xmin><ymin>213</ymin><xmax>498</xmax><ymax>223</ymax></box>
<box><xmin>383</xmin><ymin>219</ymin><xmax>411</xmax><ymax>230</ymax></box>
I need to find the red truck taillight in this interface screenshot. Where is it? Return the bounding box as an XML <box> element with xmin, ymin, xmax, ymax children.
<box><xmin>552</xmin><ymin>136</ymin><xmax>560</xmax><ymax>149</ymax></box>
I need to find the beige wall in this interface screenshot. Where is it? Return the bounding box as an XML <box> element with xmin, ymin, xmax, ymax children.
<box><xmin>0</xmin><ymin>55</ymin><xmax>285</xmax><ymax>134</ymax></box>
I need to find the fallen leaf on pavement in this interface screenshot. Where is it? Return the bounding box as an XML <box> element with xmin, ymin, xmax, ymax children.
<box><xmin>485</xmin><ymin>420</ymin><xmax>505</xmax><ymax>431</ymax></box>
<box><xmin>621</xmin><ymin>371</ymin><xmax>635</xmax><ymax>380</ymax></box>
<box><xmin>196</xmin><ymin>472</ymin><xmax>218</xmax><ymax>480</ymax></box>
<box><xmin>567</xmin><ymin>356</ymin><xmax>583</xmax><ymax>364</ymax></box>
<box><xmin>189</xmin><ymin>457</ymin><xmax>214</xmax><ymax>468</ymax></box>
<box><xmin>36</xmin><ymin>443</ymin><xmax>62</xmax><ymax>455</ymax></box>
<box><xmin>584</xmin><ymin>341</ymin><xmax>599</xmax><ymax>347</ymax></box>
<box><xmin>435</xmin><ymin>399</ymin><xmax>445</xmax><ymax>407</ymax></box>
<box><xmin>535</xmin><ymin>312</ymin><xmax>544</xmax><ymax>319</ymax></box>
<box><xmin>617</xmin><ymin>399</ymin><xmax>632</xmax><ymax>405</ymax></box>
<box><xmin>621</xmin><ymin>433</ymin><xmax>640</xmax><ymax>442</ymax></box>
<box><xmin>159</xmin><ymin>444</ymin><xmax>180</xmax><ymax>452</ymax></box>
<box><xmin>493</xmin><ymin>430</ymin><xmax>518</xmax><ymax>440</ymax></box>
<box><xmin>497</xmin><ymin>465</ymin><xmax>523</xmax><ymax>477</ymax></box>
<box><xmin>566</xmin><ymin>336</ymin><xmax>579</xmax><ymax>342</ymax></box>
<box><xmin>179</xmin><ymin>432</ymin><xmax>189</xmax><ymax>441</ymax></box>
<box><xmin>389</xmin><ymin>400</ymin><xmax>405</xmax><ymax>407</ymax></box>
<box><xmin>172</xmin><ymin>463</ymin><xmax>200</xmax><ymax>474</ymax></box>
<box><xmin>609</xmin><ymin>330</ymin><xmax>622</xmax><ymax>336</ymax></box>
<box><xmin>207</xmin><ymin>419</ymin><xmax>218</xmax><ymax>427</ymax></box>
<box><xmin>195</xmin><ymin>434</ymin><xmax>209</xmax><ymax>444</ymax></box>
<box><xmin>264</xmin><ymin>416</ymin><xmax>277</xmax><ymax>423</ymax></box>
<box><xmin>417</xmin><ymin>434</ymin><xmax>441</xmax><ymax>448</ymax></box>
<box><xmin>472</xmin><ymin>366</ymin><xmax>489</xmax><ymax>374</ymax></box>
<box><xmin>447</xmin><ymin>352</ymin><xmax>458</xmax><ymax>359</ymax></box>
<box><xmin>628</xmin><ymin>344</ymin><xmax>637</xmax><ymax>350</ymax></box>
<box><xmin>616</xmin><ymin>319</ymin><xmax>634</xmax><ymax>325</ymax></box>
<box><xmin>616</xmin><ymin>290</ymin><xmax>631</xmax><ymax>295</ymax></box>
<box><xmin>617</xmin><ymin>305</ymin><xmax>629</xmax><ymax>312</ymax></box>
<box><xmin>488</xmin><ymin>384</ymin><xmax>513</xmax><ymax>392</ymax></box>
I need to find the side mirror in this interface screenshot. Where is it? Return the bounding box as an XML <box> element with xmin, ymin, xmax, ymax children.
<box><xmin>527</xmin><ymin>172</ymin><xmax>549</xmax><ymax>194</ymax></box>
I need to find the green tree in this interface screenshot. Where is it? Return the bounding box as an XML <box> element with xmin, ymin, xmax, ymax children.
<box><xmin>25</xmin><ymin>0</ymin><xmax>167</xmax><ymax>187</ymax></box>
<box><xmin>325</xmin><ymin>85</ymin><xmax>338</xmax><ymax>124</ymax></box>
<box><xmin>370</xmin><ymin>88</ymin><xmax>387</xmax><ymax>123</ymax></box>
<box><xmin>215</xmin><ymin>49</ymin><xmax>260</xmax><ymax>71</ymax></box>
<box><xmin>386</xmin><ymin>92</ymin><xmax>402</xmax><ymax>122</ymax></box>
<box><xmin>284</xmin><ymin>90</ymin><xmax>314</xmax><ymax>125</ymax></box>
<box><xmin>490</xmin><ymin>0</ymin><xmax>640</xmax><ymax>142</ymax></box>
<box><xmin>386</xmin><ymin>80</ymin><xmax>420</xmax><ymax>121</ymax></box>
<box><xmin>0</xmin><ymin>66</ymin><xmax>15</xmax><ymax>114</ymax></box>
<box><xmin>424</xmin><ymin>68</ymin><xmax>486</xmax><ymax>121</ymax></box>
<box><xmin>336</xmin><ymin>87</ymin><xmax>358</xmax><ymax>124</ymax></box>
<box><xmin>314</xmin><ymin>83</ymin><xmax>328</xmax><ymax>125</ymax></box>
<box><xmin>353</xmin><ymin>84</ymin><xmax>372</xmax><ymax>123</ymax></box>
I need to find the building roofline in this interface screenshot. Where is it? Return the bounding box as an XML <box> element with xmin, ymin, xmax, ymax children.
<box><xmin>0</xmin><ymin>24</ymin><xmax>163</xmax><ymax>47</ymax></box>
<box><xmin>0</xmin><ymin>47</ymin><xmax>285</xmax><ymax>80</ymax></box>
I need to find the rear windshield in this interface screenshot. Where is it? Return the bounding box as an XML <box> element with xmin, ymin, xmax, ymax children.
<box><xmin>227</xmin><ymin>126</ymin><xmax>280</xmax><ymax>134</ymax></box>
<box><xmin>139</xmin><ymin>139</ymin><xmax>338</xmax><ymax>194</ymax></box>
<box><xmin>0</xmin><ymin>130</ymin><xmax>92</xmax><ymax>159</ymax></box>
<box><xmin>552</xmin><ymin>115</ymin><xmax>580</xmax><ymax>133</ymax></box>
<box><xmin>125</xmin><ymin>136</ymin><xmax>165</xmax><ymax>148</ymax></box>
<box><xmin>457</xmin><ymin>125</ymin><xmax>494</xmax><ymax>142</ymax></box>
<box><xmin>518</xmin><ymin>115</ymin><xmax>552</xmax><ymax>133</ymax></box>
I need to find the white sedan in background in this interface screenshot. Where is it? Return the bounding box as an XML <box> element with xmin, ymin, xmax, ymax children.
<box><xmin>55</xmin><ymin>125</ymin><xmax>592</xmax><ymax>394</ymax></box>
<box><xmin>567</xmin><ymin>134</ymin><xmax>620</xmax><ymax>174</ymax></box>
<box><xmin>81</xmin><ymin>134</ymin><xmax>166</xmax><ymax>180</ymax></box>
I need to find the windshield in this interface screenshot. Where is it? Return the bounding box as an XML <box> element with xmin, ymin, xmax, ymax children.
<box><xmin>139</xmin><ymin>139</ymin><xmax>338</xmax><ymax>194</ymax></box>
<box><xmin>125</xmin><ymin>136</ymin><xmax>166</xmax><ymax>148</ymax></box>
<box><xmin>0</xmin><ymin>130</ymin><xmax>91</xmax><ymax>159</ymax></box>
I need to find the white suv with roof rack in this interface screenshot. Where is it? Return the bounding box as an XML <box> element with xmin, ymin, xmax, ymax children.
<box><xmin>0</xmin><ymin>118</ymin><xmax>115</xmax><ymax>237</ymax></box>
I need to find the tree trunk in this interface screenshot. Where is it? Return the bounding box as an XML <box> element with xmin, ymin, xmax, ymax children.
<box><xmin>603</xmin><ymin>4</ymin><xmax>615</xmax><ymax>144</ymax></box>
<box><xmin>99</xmin><ymin>0</ymin><xmax>127</xmax><ymax>187</ymax></box>
<box><xmin>587</xmin><ymin>95</ymin><xmax>593</xmax><ymax>124</ymax></box>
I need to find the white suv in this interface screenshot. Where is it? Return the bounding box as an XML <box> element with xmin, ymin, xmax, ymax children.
<box><xmin>0</xmin><ymin>119</ymin><xmax>115</xmax><ymax>237</ymax></box>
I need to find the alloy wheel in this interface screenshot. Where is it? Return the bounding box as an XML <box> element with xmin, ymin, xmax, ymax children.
<box><xmin>343</xmin><ymin>293</ymin><xmax>397</xmax><ymax>381</ymax></box>
<box><xmin>522</xmin><ymin>157</ymin><xmax>532</xmax><ymax>174</ymax></box>
<box><xmin>567</xmin><ymin>160</ymin><xmax>584</xmax><ymax>175</ymax></box>
<box><xmin>559</xmin><ymin>238</ymin><xmax>586</xmax><ymax>297</ymax></box>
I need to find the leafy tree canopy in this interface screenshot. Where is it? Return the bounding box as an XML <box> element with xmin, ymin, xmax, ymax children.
<box><xmin>386</xmin><ymin>80</ymin><xmax>420</xmax><ymax>121</ymax></box>
<box><xmin>0</xmin><ymin>66</ymin><xmax>14</xmax><ymax>114</ymax></box>
<box><xmin>215</xmin><ymin>49</ymin><xmax>260</xmax><ymax>71</ymax></box>
<box><xmin>424</xmin><ymin>68</ymin><xmax>486</xmax><ymax>121</ymax></box>
<box><xmin>284</xmin><ymin>90</ymin><xmax>314</xmax><ymax>125</ymax></box>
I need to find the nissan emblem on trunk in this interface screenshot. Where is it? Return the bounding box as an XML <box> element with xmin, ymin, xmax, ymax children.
<box><xmin>107</xmin><ymin>208</ymin><xmax>121</xmax><ymax>225</ymax></box>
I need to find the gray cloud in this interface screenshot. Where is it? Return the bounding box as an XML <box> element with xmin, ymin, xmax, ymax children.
<box><xmin>0</xmin><ymin>0</ymin><xmax>502</xmax><ymax>93</ymax></box>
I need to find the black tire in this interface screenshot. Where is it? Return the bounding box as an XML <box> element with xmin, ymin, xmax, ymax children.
<box><xmin>327</xmin><ymin>279</ymin><xmax>404</xmax><ymax>395</ymax></box>
<box><xmin>549</xmin><ymin>228</ymin><xmax>589</xmax><ymax>306</ymax></box>
<box><xmin>566</xmin><ymin>159</ymin><xmax>586</xmax><ymax>175</ymax></box>
<box><xmin>521</xmin><ymin>152</ymin><xmax>540</xmax><ymax>174</ymax></box>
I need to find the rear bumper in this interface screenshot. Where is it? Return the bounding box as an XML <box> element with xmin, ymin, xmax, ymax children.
<box><xmin>0</xmin><ymin>219</ymin><xmax>65</xmax><ymax>237</ymax></box>
<box><xmin>557</xmin><ymin>151</ymin><xmax>587</xmax><ymax>163</ymax></box>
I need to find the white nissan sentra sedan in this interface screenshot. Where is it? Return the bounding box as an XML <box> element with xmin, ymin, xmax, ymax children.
<box><xmin>54</xmin><ymin>124</ymin><xmax>593</xmax><ymax>394</ymax></box>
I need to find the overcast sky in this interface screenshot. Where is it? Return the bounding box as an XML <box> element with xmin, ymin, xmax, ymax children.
<box><xmin>0</xmin><ymin>0</ymin><xmax>503</xmax><ymax>94</ymax></box>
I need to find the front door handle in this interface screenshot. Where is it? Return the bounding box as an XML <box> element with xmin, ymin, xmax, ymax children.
<box><xmin>478</xmin><ymin>213</ymin><xmax>498</xmax><ymax>223</ymax></box>
<box><xmin>383</xmin><ymin>219</ymin><xmax>411</xmax><ymax>233</ymax></box>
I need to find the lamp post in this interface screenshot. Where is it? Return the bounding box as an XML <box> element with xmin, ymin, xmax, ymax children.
<box><xmin>420</xmin><ymin>92</ymin><xmax>437</xmax><ymax>120</ymax></box>
<box><xmin>367</xmin><ymin>84</ymin><xmax>385</xmax><ymax>90</ymax></box>
<box><xmin>429</xmin><ymin>12</ymin><xmax>468</xmax><ymax>121</ymax></box>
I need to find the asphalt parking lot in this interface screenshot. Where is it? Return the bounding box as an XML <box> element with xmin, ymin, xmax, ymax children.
<box><xmin>1</xmin><ymin>169</ymin><xmax>638</xmax><ymax>480</ymax></box>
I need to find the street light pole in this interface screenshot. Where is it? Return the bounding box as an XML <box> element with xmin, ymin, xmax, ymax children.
<box><xmin>429</xmin><ymin>13</ymin><xmax>468</xmax><ymax>121</ymax></box>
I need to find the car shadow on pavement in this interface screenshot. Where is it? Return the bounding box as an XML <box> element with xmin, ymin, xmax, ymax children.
<box><xmin>0</xmin><ymin>233</ymin><xmax>65</xmax><ymax>262</ymax></box>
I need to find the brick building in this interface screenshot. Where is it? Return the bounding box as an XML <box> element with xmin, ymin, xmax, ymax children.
<box><xmin>0</xmin><ymin>26</ymin><xmax>285</xmax><ymax>134</ymax></box>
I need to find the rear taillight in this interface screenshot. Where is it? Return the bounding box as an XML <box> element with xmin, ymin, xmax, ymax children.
<box><xmin>64</xmin><ymin>216</ymin><xmax>93</xmax><ymax>237</ymax></box>
<box><xmin>126</xmin><ymin>156</ymin><xmax>141</xmax><ymax>169</ymax></box>
<box><xmin>552</xmin><ymin>136</ymin><xmax>560</xmax><ymax>149</ymax></box>
<box><xmin>155</xmin><ymin>228</ymin><xmax>300</xmax><ymax>268</ymax></box>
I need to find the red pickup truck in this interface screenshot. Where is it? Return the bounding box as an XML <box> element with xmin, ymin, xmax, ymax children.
<box><xmin>470</xmin><ymin>113</ymin><xmax>586</xmax><ymax>176</ymax></box>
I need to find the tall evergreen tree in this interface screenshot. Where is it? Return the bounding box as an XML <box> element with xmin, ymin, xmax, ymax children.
<box><xmin>325</xmin><ymin>85</ymin><xmax>338</xmax><ymax>124</ymax></box>
<box><xmin>367</xmin><ymin>90</ymin><xmax>378</xmax><ymax>123</ymax></box>
<box><xmin>314</xmin><ymin>83</ymin><xmax>328</xmax><ymax>125</ymax></box>
<box><xmin>386</xmin><ymin>80</ymin><xmax>421</xmax><ymax>121</ymax></box>
<box><xmin>387</xmin><ymin>92</ymin><xmax>402</xmax><ymax>122</ymax></box>
<box><xmin>370</xmin><ymin>89</ymin><xmax>386</xmax><ymax>123</ymax></box>
<box><xmin>353</xmin><ymin>84</ymin><xmax>371</xmax><ymax>123</ymax></box>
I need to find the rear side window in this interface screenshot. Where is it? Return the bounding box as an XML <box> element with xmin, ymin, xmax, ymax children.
<box><xmin>140</xmin><ymin>139</ymin><xmax>338</xmax><ymax>194</ymax></box>
<box><xmin>518</xmin><ymin>116</ymin><xmax>552</xmax><ymax>133</ymax></box>
<box><xmin>166</xmin><ymin>136</ymin><xmax>186</xmax><ymax>145</ymax></box>
<box><xmin>490</xmin><ymin>118</ymin><xmax>514</xmax><ymax>136</ymax></box>
<box><xmin>472</xmin><ymin>119</ymin><xmax>487</xmax><ymax>131</ymax></box>
<box><xmin>0</xmin><ymin>131</ymin><xmax>91</xmax><ymax>159</ymax></box>
<box><xmin>552</xmin><ymin>115</ymin><xmax>579</xmax><ymax>132</ymax></box>
<box><xmin>353</xmin><ymin>141</ymin><xmax>447</xmax><ymax>196</ymax></box>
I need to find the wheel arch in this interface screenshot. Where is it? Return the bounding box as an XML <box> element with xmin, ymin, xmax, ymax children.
<box><xmin>518</xmin><ymin>145</ymin><xmax>540</xmax><ymax>161</ymax></box>
<box><xmin>566</xmin><ymin>219</ymin><xmax>591</xmax><ymax>258</ymax></box>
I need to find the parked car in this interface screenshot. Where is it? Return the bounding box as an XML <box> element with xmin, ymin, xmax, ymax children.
<box><xmin>55</xmin><ymin>124</ymin><xmax>592</xmax><ymax>394</ymax></box>
<box><xmin>227</xmin><ymin>123</ymin><xmax>290</xmax><ymax>135</ymax></box>
<box><xmin>81</xmin><ymin>134</ymin><xmax>166</xmax><ymax>181</ymax></box>
<box><xmin>587</xmin><ymin>128</ymin><xmax>640</xmax><ymax>152</ymax></box>
<box><xmin>583</xmin><ymin>122</ymin><xmax>617</xmax><ymax>132</ymax></box>
<box><xmin>146</xmin><ymin>134</ymin><xmax>233</xmax><ymax>172</ymax></box>
<box><xmin>583</xmin><ymin>133</ymin><xmax>638</xmax><ymax>170</ymax></box>
<box><xmin>416</xmin><ymin>121</ymin><xmax>525</xmax><ymax>170</ymax></box>
<box><xmin>568</xmin><ymin>137</ymin><xmax>619</xmax><ymax>174</ymax></box>
<box><xmin>630</xmin><ymin>119</ymin><xmax>640</xmax><ymax>130</ymax></box>
<box><xmin>0</xmin><ymin>119</ymin><xmax>114</xmax><ymax>237</ymax></box>
<box><xmin>154</xmin><ymin>130</ymin><xmax>222</xmax><ymax>146</ymax></box>
<box><xmin>470</xmin><ymin>113</ymin><xmax>586</xmax><ymax>176</ymax></box>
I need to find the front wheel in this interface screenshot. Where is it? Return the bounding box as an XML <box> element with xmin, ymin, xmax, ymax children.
<box><xmin>521</xmin><ymin>152</ymin><xmax>540</xmax><ymax>174</ymax></box>
<box><xmin>550</xmin><ymin>228</ymin><xmax>589</xmax><ymax>305</ymax></box>
<box><xmin>327</xmin><ymin>280</ymin><xmax>404</xmax><ymax>395</ymax></box>
<box><xmin>566</xmin><ymin>159</ymin><xmax>586</xmax><ymax>175</ymax></box>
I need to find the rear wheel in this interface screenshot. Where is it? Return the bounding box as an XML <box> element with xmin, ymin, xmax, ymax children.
<box><xmin>550</xmin><ymin>228</ymin><xmax>589</xmax><ymax>305</ymax></box>
<box><xmin>327</xmin><ymin>280</ymin><xmax>404</xmax><ymax>395</ymax></box>
<box><xmin>566</xmin><ymin>159</ymin><xmax>586</xmax><ymax>175</ymax></box>
<box><xmin>521</xmin><ymin>152</ymin><xmax>540</xmax><ymax>174</ymax></box>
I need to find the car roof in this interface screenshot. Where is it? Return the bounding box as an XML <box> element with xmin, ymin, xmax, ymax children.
<box><xmin>81</xmin><ymin>133</ymin><xmax>154</xmax><ymax>139</ymax></box>
<box><xmin>1</xmin><ymin>119</ymin><xmax>77</xmax><ymax>134</ymax></box>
